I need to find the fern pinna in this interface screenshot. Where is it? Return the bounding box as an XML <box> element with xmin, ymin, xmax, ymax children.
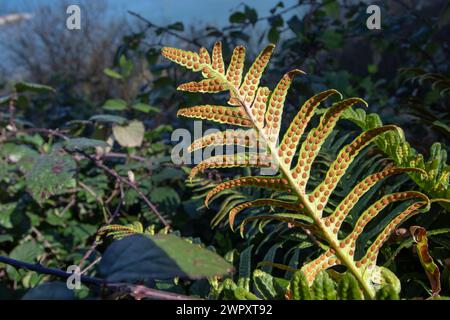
<box><xmin>161</xmin><ymin>42</ymin><xmax>432</xmax><ymax>299</ymax></box>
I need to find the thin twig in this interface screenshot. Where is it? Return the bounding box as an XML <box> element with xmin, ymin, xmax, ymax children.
<box><xmin>78</xmin><ymin>150</ymin><xmax>170</xmax><ymax>228</ymax></box>
<box><xmin>128</xmin><ymin>10</ymin><xmax>202</xmax><ymax>48</ymax></box>
<box><xmin>0</xmin><ymin>255</ymin><xmax>197</xmax><ymax>300</ymax></box>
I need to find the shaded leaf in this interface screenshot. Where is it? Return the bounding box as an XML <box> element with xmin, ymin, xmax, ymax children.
<box><xmin>98</xmin><ymin>234</ymin><xmax>234</xmax><ymax>282</ymax></box>
<box><xmin>103</xmin><ymin>99</ymin><xmax>127</xmax><ymax>111</ymax></box>
<box><xmin>26</xmin><ymin>150</ymin><xmax>76</xmax><ymax>203</ymax></box>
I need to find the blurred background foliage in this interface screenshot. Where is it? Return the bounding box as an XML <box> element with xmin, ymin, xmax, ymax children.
<box><xmin>0</xmin><ymin>0</ymin><xmax>449</xmax><ymax>299</ymax></box>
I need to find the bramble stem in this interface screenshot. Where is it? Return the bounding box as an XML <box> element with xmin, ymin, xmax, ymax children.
<box><xmin>0</xmin><ymin>255</ymin><xmax>197</xmax><ymax>300</ymax></box>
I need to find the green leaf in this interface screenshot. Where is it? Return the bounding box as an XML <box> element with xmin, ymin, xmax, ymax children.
<box><xmin>14</xmin><ymin>82</ymin><xmax>55</xmax><ymax>94</ymax></box>
<box><xmin>103</xmin><ymin>68</ymin><xmax>123</xmax><ymax>79</ymax></box>
<box><xmin>119</xmin><ymin>56</ymin><xmax>134</xmax><ymax>78</ymax></box>
<box><xmin>433</xmin><ymin>120</ymin><xmax>450</xmax><ymax>134</ymax></box>
<box><xmin>290</xmin><ymin>270</ymin><xmax>312</xmax><ymax>300</ymax></box>
<box><xmin>0</xmin><ymin>234</ymin><xmax>14</xmax><ymax>243</ymax></box>
<box><xmin>238</xmin><ymin>245</ymin><xmax>253</xmax><ymax>291</ymax></box>
<box><xmin>0</xmin><ymin>203</ymin><xmax>17</xmax><ymax>229</ymax></box>
<box><xmin>0</xmin><ymin>95</ymin><xmax>11</xmax><ymax>105</ymax></box>
<box><xmin>63</xmin><ymin>138</ymin><xmax>108</xmax><ymax>151</ymax></box>
<box><xmin>98</xmin><ymin>234</ymin><xmax>234</xmax><ymax>282</ymax></box>
<box><xmin>229</xmin><ymin>12</ymin><xmax>246</xmax><ymax>24</ymax></box>
<box><xmin>319</xmin><ymin>30</ymin><xmax>343</xmax><ymax>49</ymax></box>
<box><xmin>168</xmin><ymin>22</ymin><xmax>184</xmax><ymax>31</ymax></box>
<box><xmin>26</xmin><ymin>150</ymin><xmax>76</xmax><ymax>204</ymax></box>
<box><xmin>89</xmin><ymin>114</ymin><xmax>127</xmax><ymax>125</ymax></box>
<box><xmin>268</xmin><ymin>27</ymin><xmax>280</xmax><ymax>43</ymax></box>
<box><xmin>375</xmin><ymin>285</ymin><xmax>400</xmax><ymax>300</ymax></box>
<box><xmin>312</xmin><ymin>271</ymin><xmax>337</xmax><ymax>300</ymax></box>
<box><xmin>287</xmin><ymin>16</ymin><xmax>302</xmax><ymax>34</ymax></box>
<box><xmin>252</xmin><ymin>269</ymin><xmax>287</xmax><ymax>299</ymax></box>
<box><xmin>150</xmin><ymin>187</ymin><xmax>181</xmax><ymax>208</ymax></box>
<box><xmin>131</xmin><ymin>103</ymin><xmax>160</xmax><ymax>113</ymax></box>
<box><xmin>6</xmin><ymin>240</ymin><xmax>44</xmax><ymax>280</ymax></box>
<box><xmin>102</xmin><ymin>99</ymin><xmax>127</xmax><ymax>111</ymax></box>
<box><xmin>22</xmin><ymin>282</ymin><xmax>75</xmax><ymax>300</ymax></box>
<box><xmin>244</xmin><ymin>6</ymin><xmax>258</xmax><ymax>24</ymax></box>
<box><xmin>338</xmin><ymin>273</ymin><xmax>364</xmax><ymax>300</ymax></box>
<box><xmin>322</xmin><ymin>0</ymin><xmax>340</xmax><ymax>19</ymax></box>
<box><xmin>112</xmin><ymin>120</ymin><xmax>145</xmax><ymax>147</ymax></box>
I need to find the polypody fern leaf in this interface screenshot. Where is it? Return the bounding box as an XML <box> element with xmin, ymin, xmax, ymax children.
<box><xmin>162</xmin><ymin>41</ymin><xmax>439</xmax><ymax>299</ymax></box>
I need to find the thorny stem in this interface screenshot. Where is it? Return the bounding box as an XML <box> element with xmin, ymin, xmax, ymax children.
<box><xmin>77</xmin><ymin>185</ymin><xmax>124</xmax><ymax>270</ymax></box>
<box><xmin>78</xmin><ymin>150</ymin><xmax>170</xmax><ymax>228</ymax></box>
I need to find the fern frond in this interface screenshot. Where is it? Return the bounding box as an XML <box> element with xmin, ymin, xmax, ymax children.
<box><xmin>178</xmin><ymin>79</ymin><xmax>227</xmax><ymax>93</ymax></box>
<box><xmin>189</xmin><ymin>153</ymin><xmax>273</xmax><ymax>180</ymax></box>
<box><xmin>325</xmin><ymin>167</ymin><xmax>426</xmax><ymax>227</ymax></box>
<box><xmin>310</xmin><ymin>126</ymin><xmax>409</xmax><ymax>209</ymax></box>
<box><xmin>205</xmin><ymin>176</ymin><xmax>291</xmax><ymax>207</ymax></box>
<box><xmin>225</xmin><ymin>46</ymin><xmax>246</xmax><ymax>90</ymax></box>
<box><xmin>188</xmin><ymin>129</ymin><xmax>261</xmax><ymax>152</ymax></box>
<box><xmin>228</xmin><ymin>199</ymin><xmax>303</xmax><ymax>230</ymax></box>
<box><xmin>280</xmin><ymin>89</ymin><xmax>342</xmax><ymax>167</ymax></box>
<box><xmin>177</xmin><ymin>105</ymin><xmax>252</xmax><ymax>127</ymax></box>
<box><xmin>264</xmin><ymin>70</ymin><xmax>304</xmax><ymax>139</ymax></box>
<box><xmin>96</xmin><ymin>222</ymin><xmax>146</xmax><ymax>241</ymax></box>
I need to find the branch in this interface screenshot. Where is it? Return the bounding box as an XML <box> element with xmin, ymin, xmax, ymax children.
<box><xmin>127</xmin><ymin>11</ymin><xmax>202</xmax><ymax>48</ymax></box>
<box><xmin>0</xmin><ymin>255</ymin><xmax>197</xmax><ymax>300</ymax></box>
<box><xmin>0</xmin><ymin>255</ymin><xmax>104</xmax><ymax>286</ymax></box>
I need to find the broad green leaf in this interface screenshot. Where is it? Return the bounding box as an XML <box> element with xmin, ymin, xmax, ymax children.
<box><xmin>98</xmin><ymin>234</ymin><xmax>234</xmax><ymax>282</ymax></box>
<box><xmin>14</xmin><ymin>82</ymin><xmax>55</xmax><ymax>94</ymax></box>
<box><xmin>268</xmin><ymin>27</ymin><xmax>279</xmax><ymax>43</ymax></box>
<box><xmin>102</xmin><ymin>99</ymin><xmax>127</xmax><ymax>111</ymax></box>
<box><xmin>25</xmin><ymin>150</ymin><xmax>76</xmax><ymax>204</ymax></box>
<box><xmin>131</xmin><ymin>103</ymin><xmax>160</xmax><ymax>113</ymax></box>
<box><xmin>112</xmin><ymin>120</ymin><xmax>145</xmax><ymax>147</ymax></box>
<box><xmin>6</xmin><ymin>240</ymin><xmax>44</xmax><ymax>280</ymax></box>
